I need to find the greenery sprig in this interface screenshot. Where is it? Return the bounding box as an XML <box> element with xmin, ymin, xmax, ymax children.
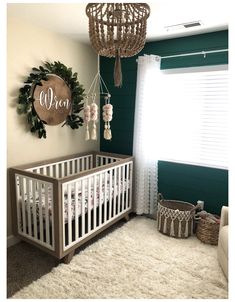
<box><xmin>17</xmin><ymin>61</ymin><xmax>85</xmax><ymax>138</ymax></box>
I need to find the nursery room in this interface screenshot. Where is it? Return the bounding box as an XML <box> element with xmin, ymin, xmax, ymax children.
<box><xmin>6</xmin><ymin>1</ymin><xmax>229</xmax><ymax>299</ymax></box>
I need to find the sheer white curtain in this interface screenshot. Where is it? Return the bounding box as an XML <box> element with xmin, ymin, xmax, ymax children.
<box><xmin>133</xmin><ymin>55</ymin><xmax>161</xmax><ymax>215</ymax></box>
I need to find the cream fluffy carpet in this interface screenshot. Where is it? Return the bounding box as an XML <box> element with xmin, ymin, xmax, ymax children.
<box><xmin>12</xmin><ymin>216</ymin><xmax>228</xmax><ymax>299</ymax></box>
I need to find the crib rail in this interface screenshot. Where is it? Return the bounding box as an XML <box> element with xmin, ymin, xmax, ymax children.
<box><xmin>26</xmin><ymin>154</ymin><xmax>93</xmax><ymax>178</ymax></box>
<box><xmin>95</xmin><ymin>154</ymin><xmax>120</xmax><ymax>167</ymax></box>
<box><xmin>14</xmin><ymin>174</ymin><xmax>55</xmax><ymax>251</ymax></box>
<box><xmin>62</xmin><ymin>159</ymin><xmax>133</xmax><ymax>251</ymax></box>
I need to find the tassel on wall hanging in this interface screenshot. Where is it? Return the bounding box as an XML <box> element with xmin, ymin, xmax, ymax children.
<box><xmin>103</xmin><ymin>95</ymin><xmax>113</xmax><ymax>140</ymax></box>
<box><xmin>90</xmin><ymin>100</ymin><xmax>98</xmax><ymax>140</ymax></box>
<box><xmin>84</xmin><ymin>55</ymin><xmax>113</xmax><ymax>141</ymax></box>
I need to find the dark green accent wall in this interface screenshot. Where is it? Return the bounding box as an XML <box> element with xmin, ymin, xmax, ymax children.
<box><xmin>100</xmin><ymin>56</ymin><xmax>137</xmax><ymax>155</ymax></box>
<box><xmin>158</xmin><ymin>161</ymin><xmax>228</xmax><ymax>215</ymax></box>
<box><xmin>100</xmin><ymin>30</ymin><xmax>229</xmax><ymax>213</ymax></box>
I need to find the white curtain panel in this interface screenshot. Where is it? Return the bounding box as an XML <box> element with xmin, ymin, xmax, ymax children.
<box><xmin>133</xmin><ymin>55</ymin><xmax>161</xmax><ymax>215</ymax></box>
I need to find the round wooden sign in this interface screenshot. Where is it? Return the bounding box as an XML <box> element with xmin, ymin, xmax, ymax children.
<box><xmin>33</xmin><ymin>74</ymin><xmax>72</xmax><ymax>125</ymax></box>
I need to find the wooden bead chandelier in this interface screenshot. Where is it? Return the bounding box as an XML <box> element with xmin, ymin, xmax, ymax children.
<box><xmin>86</xmin><ymin>3</ymin><xmax>150</xmax><ymax>87</ymax></box>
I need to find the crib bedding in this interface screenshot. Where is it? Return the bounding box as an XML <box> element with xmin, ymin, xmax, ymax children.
<box><xmin>19</xmin><ymin>177</ymin><xmax>129</xmax><ymax>223</ymax></box>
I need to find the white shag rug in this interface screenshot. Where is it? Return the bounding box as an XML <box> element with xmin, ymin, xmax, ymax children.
<box><xmin>12</xmin><ymin>216</ymin><xmax>228</xmax><ymax>299</ymax></box>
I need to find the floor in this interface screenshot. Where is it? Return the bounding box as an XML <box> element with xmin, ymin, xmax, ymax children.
<box><xmin>7</xmin><ymin>215</ymin><xmax>134</xmax><ymax>298</ymax></box>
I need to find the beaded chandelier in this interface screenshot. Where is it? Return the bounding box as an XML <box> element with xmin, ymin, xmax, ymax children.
<box><xmin>86</xmin><ymin>3</ymin><xmax>150</xmax><ymax>87</ymax></box>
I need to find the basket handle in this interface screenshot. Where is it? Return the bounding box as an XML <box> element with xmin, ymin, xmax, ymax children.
<box><xmin>157</xmin><ymin>193</ymin><xmax>164</xmax><ymax>202</ymax></box>
<box><xmin>158</xmin><ymin>194</ymin><xmax>201</xmax><ymax>213</ymax></box>
<box><xmin>190</xmin><ymin>203</ymin><xmax>201</xmax><ymax>213</ymax></box>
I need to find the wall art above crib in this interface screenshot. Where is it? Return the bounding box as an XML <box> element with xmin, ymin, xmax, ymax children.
<box><xmin>17</xmin><ymin>61</ymin><xmax>85</xmax><ymax>138</ymax></box>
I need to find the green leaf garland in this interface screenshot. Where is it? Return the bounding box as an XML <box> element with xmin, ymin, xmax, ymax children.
<box><xmin>17</xmin><ymin>61</ymin><xmax>85</xmax><ymax>138</ymax></box>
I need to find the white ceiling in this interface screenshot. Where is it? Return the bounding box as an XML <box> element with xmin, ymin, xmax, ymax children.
<box><xmin>7</xmin><ymin>1</ymin><xmax>229</xmax><ymax>43</ymax></box>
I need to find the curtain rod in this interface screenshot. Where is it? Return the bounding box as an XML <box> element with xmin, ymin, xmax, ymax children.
<box><xmin>136</xmin><ymin>49</ymin><xmax>228</xmax><ymax>62</ymax></box>
<box><xmin>161</xmin><ymin>48</ymin><xmax>228</xmax><ymax>59</ymax></box>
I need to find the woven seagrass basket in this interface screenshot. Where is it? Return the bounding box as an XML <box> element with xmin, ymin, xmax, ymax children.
<box><xmin>196</xmin><ymin>215</ymin><xmax>220</xmax><ymax>245</ymax></box>
<box><xmin>157</xmin><ymin>196</ymin><xmax>196</xmax><ymax>238</ymax></box>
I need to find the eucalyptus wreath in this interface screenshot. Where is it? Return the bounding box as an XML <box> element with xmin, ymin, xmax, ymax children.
<box><xmin>17</xmin><ymin>61</ymin><xmax>85</xmax><ymax>138</ymax></box>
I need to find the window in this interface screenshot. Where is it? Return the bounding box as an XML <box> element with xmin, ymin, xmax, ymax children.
<box><xmin>150</xmin><ymin>65</ymin><xmax>228</xmax><ymax>169</ymax></box>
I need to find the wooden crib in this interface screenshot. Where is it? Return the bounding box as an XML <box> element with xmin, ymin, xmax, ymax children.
<box><xmin>10</xmin><ymin>151</ymin><xmax>133</xmax><ymax>263</ymax></box>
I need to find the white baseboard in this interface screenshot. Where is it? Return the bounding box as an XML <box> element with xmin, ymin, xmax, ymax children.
<box><xmin>7</xmin><ymin>235</ymin><xmax>20</xmax><ymax>248</ymax></box>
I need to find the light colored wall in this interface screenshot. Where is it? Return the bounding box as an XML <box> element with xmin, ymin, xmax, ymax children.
<box><xmin>7</xmin><ymin>16</ymin><xmax>99</xmax><ymax>236</ymax></box>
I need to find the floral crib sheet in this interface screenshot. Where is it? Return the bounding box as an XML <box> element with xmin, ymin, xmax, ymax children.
<box><xmin>19</xmin><ymin>177</ymin><xmax>129</xmax><ymax>224</ymax></box>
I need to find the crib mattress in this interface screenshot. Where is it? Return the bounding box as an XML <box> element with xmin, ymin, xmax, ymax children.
<box><xmin>20</xmin><ymin>178</ymin><xmax>128</xmax><ymax>223</ymax></box>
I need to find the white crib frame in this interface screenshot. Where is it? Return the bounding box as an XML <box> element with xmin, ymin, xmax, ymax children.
<box><xmin>10</xmin><ymin>151</ymin><xmax>133</xmax><ymax>263</ymax></box>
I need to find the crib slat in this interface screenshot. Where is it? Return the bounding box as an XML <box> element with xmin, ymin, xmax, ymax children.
<box><xmin>76</xmin><ymin>159</ymin><xmax>79</xmax><ymax>173</ymax></box>
<box><xmin>21</xmin><ymin>177</ymin><xmax>26</xmax><ymax>234</ymax></box>
<box><xmin>42</xmin><ymin>167</ymin><xmax>46</xmax><ymax>176</ymax></box>
<box><xmin>16</xmin><ymin>176</ymin><xmax>22</xmax><ymax>232</ymax></box>
<box><xmin>122</xmin><ymin>165</ymin><xmax>125</xmax><ymax>212</ymax></box>
<box><xmin>109</xmin><ymin>169</ymin><xmax>112</xmax><ymax>220</ymax></box>
<box><xmin>75</xmin><ymin>181</ymin><xmax>79</xmax><ymax>240</ymax></box>
<box><xmin>90</xmin><ymin>155</ymin><xmax>93</xmax><ymax>169</ymax></box>
<box><xmin>26</xmin><ymin>178</ymin><xmax>32</xmax><ymax>236</ymax></box>
<box><xmin>81</xmin><ymin>158</ymin><xmax>84</xmax><ymax>171</ymax></box>
<box><xmin>72</xmin><ymin>159</ymin><xmax>75</xmax><ymax>174</ymax></box>
<box><xmin>87</xmin><ymin>157</ymin><xmax>90</xmax><ymax>169</ymax></box>
<box><xmin>62</xmin><ymin>184</ymin><xmax>66</xmax><ymax>247</ymax></box>
<box><xmin>32</xmin><ymin>180</ymin><xmax>37</xmax><ymax>239</ymax></box>
<box><xmin>81</xmin><ymin>179</ymin><xmax>85</xmax><ymax>236</ymax></box>
<box><xmin>104</xmin><ymin>171</ymin><xmax>107</xmax><ymax>223</ymax></box>
<box><xmin>66</xmin><ymin>162</ymin><xmax>70</xmax><ymax>176</ymax></box>
<box><xmin>129</xmin><ymin>162</ymin><xmax>133</xmax><ymax>209</ymax></box>
<box><xmin>96</xmin><ymin>156</ymin><xmax>99</xmax><ymax>167</ymax></box>
<box><xmin>55</xmin><ymin>164</ymin><xmax>59</xmax><ymax>178</ymax></box>
<box><xmin>113</xmin><ymin>167</ymin><xmax>117</xmax><ymax>216</ymax></box>
<box><xmin>77</xmin><ymin>159</ymin><xmax>80</xmax><ymax>173</ymax></box>
<box><xmin>126</xmin><ymin>164</ymin><xmax>129</xmax><ymax>209</ymax></box>
<box><xmin>58</xmin><ymin>163</ymin><xmax>61</xmax><ymax>178</ymax></box>
<box><xmin>93</xmin><ymin>174</ymin><xmax>97</xmax><ymax>229</ymax></box>
<box><xmin>67</xmin><ymin>183</ymin><xmax>72</xmax><ymax>245</ymax></box>
<box><xmin>50</xmin><ymin>185</ymin><xmax>54</xmax><ymax>248</ymax></box>
<box><xmin>45</xmin><ymin>183</ymin><xmax>50</xmax><ymax>245</ymax></box>
<box><xmin>49</xmin><ymin>165</ymin><xmax>53</xmax><ymax>177</ymax></box>
<box><xmin>118</xmin><ymin>166</ymin><xmax>121</xmax><ymax>214</ymax></box>
<box><xmin>38</xmin><ymin>182</ymin><xmax>44</xmax><ymax>242</ymax></box>
<box><xmin>61</xmin><ymin>163</ymin><xmax>64</xmax><ymax>178</ymax></box>
<box><xmin>99</xmin><ymin>173</ymin><xmax>102</xmax><ymax>226</ymax></box>
<box><xmin>88</xmin><ymin>177</ymin><xmax>91</xmax><ymax>233</ymax></box>
<box><xmin>87</xmin><ymin>156</ymin><xmax>90</xmax><ymax>169</ymax></box>
<box><xmin>86</xmin><ymin>156</ymin><xmax>90</xmax><ymax>170</ymax></box>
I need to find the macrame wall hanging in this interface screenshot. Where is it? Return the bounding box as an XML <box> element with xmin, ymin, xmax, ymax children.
<box><xmin>84</xmin><ymin>55</ymin><xmax>113</xmax><ymax>141</ymax></box>
<box><xmin>103</xmin><ymin>95</ymin><xmax>113</xmax><ymax>140</ymax></box>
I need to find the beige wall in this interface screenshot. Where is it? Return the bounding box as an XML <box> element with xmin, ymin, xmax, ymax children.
<box><xmin>7</xmin><ymin>16</ymin><xmax>99</xmax><ymax>236</ymax></box>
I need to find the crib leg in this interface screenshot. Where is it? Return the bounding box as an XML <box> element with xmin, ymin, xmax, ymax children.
<box><xmin>63</xmin><ymin>250</ymin><xmax>75</xmax><ymax>264</ymax></box>
<box><xmin>124</xmin><ymin>213</ymin><xmax>130</xmax><ymax>222</ymax></box>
